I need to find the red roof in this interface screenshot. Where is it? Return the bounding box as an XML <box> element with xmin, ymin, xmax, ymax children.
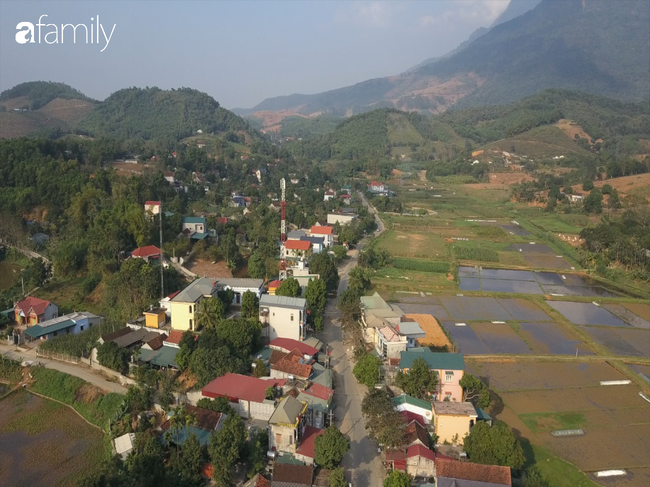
<box><xmin>295</xmin><ymin>426</ymin><xmax>324</xmax><ymax>459</ymax></box>
<box><xmin>399</xmin><ymin>410</ymin><xmax>424</xmax><ymax>426</ymax></box>
<box><xmin>217</xmin><ymin>217</ymin><xmax>228</xmax><ymax>224</ymax></box>
<box><xmin>164</xmin><ymin>330</ymin><xmax>184</xmax><ymax>345</ymax></box>
<box><xmin>406</xmin><ymin>444</ymin><xmax>435</xmax><ymax>462</ymax></box>
<box><xmin>302</xmin><ymin>382</ymin><xmax>333</xmax><ymax>402</ymax></box>
<box><xmin>15</xmin><ymin>296</ymin><xmax>51</xmax><ymax>316</ymax></box>
<box><xmin>271</xmin><ymin>349</ymin><xmax>312</xmax><ymax>379</ymax></box>
<box><xmin>435</xmin><ymin>458</ymin><xmax>512</xmax><ymax>486</ymax></box>
<box><xmin>131</xmin><ymin>245</ymin><xmax>161</xmax><ymax>258</ymax></box>
<box><xmin>370</xmin><ymin>181</ymin><xmax>382</xmax><ymax>187</ymax></box>
<box><xmin>284</xmin><ymin>240</ymin><xmax>312</xmax><ymax>251</ymax></box>
<box><xmin>202</xmin><ymin>373</ymin><xmax>286</xmax><ymax>403</ymax></box>
<box><xmin>166</xmin><ymin>290</ymin><xmax>180</xmax><ymax>300</ymax></box>
<box><xmin>268</xmin><ymin>280</ymin><xmax>282</xmax><ymax>289</ymax></box>
<box><xmin>270</xmin><ymin>338</ymin><xmax>318</xmax><ymax>356</ymax></box>
<box><xmin>405</xmin><ymin>421</ymin><xmax>429</xmax><ymax>447</ymax></box>
<box><xmin>385</xmin><ymin>450</ymin><xmax>407</xmax><ymax>471</ymax></box>
<box><xmin>145</xmin><ymin>201</ymin><xmax>161</xmax><ymax>206</ymax></box>
<box><xmin>310</xmin><ymin>226</ymin><xmax>333</xmax><ymax>235</ymax></box>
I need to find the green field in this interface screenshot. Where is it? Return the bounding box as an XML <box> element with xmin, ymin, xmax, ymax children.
<box><xmin>376</xmin><ymin>229</ymin><xmax>448</xmax><ymax>259</ymax></box>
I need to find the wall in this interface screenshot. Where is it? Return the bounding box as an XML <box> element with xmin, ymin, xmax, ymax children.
<box><xmin>395</xmin><ymin>404</ymin><xmax>433</xmax><ymax>424</ymax></box>
<box><xmin>434</xmin><ymin>369</ymin><xmax>464</xmax><ymax>402</ymax></box>
<box><xmin>270</xmin><ymin>423</ymin><xmax>298</xmax><ymax>453</ymax></box>
<box><xmin>170</xmin><ymin>300</ymin><xmax>197</xmax><ymax>331</ymax></box>
<box><xmin>406</xmin><ymin>456</ymin><xmax>435</xmax><ymax>477</ymax></box>
<box><xmin>435</xmin><ymin>414</ymin><xmax>472</xmax><ymax>444</ymax></box>
<box><xmin>327</xmin><ymin>214</ymin><xmax>356</xmax><ymax>226</ymax></box>
<box><xmin>265</xmin><ymin>306</ymin><xmax>304</xmax><ymax>341</ymax></box>
<box><xmin>249</xmin><ymin>400</ymin><xmax>276</xmax><ymax>421</ymax></box>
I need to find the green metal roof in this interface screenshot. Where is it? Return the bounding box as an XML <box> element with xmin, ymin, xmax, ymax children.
<box><xmin>392</xmin><ymin>394</ymin><xmax>432</xmax><ymax>412</ymax></box>
<box><xmin>190</xmin><ymin>232</ymin><xmax>209</xmax><ymax>240</ymax></box>
<box><xmin>398</xmin><ymin>349</ymin><xmax>465</xmax><ymax>371</ymax></box>
<box><xmin>24</xmin><ymin>319</ymin><xmax>75</xmax><ymax>339</ymax></box>
<box><xmin>182</xmin><ymin>216</ymin><xmax>206</xmax><ymax>224</ymax></box>
<box><xmin>475</xmin><ymin>407</ymin><xmax>492</xmax><ymax>422</ymax></box>
<box><xmin>0</xmin><ymin>308</ymin><xmax>13</xmax><ymax>318</ymax></box>
<box><xmin>275</xmin><ymin>453</ymin><xmax>305</xmax><ymax>465</ymax></box>
<box><xmin>138</xmin><ymin>346</ymin><xmax>178</xmax><ymax>368</ymax></box>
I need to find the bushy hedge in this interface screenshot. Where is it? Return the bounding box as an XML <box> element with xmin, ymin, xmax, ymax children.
<box><xmin>453</xmin><ymin>246</ymin><xmax>499</xmax><ymax>262</ymax></box>
<box><xmin>391</xmin><ymin>258</ymin><xmax>449</xmax><ymax>273</ymax></box>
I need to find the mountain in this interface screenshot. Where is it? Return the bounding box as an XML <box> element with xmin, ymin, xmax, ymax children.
<box><xmin>77</xmin><ymin>87</ymin><xmax>258</xmax><ymax>142</ymax></box>
<box><xmin>0</xmin><ymin>83</ymin><xmax>260</xmax><ymax>143</ymax></box>
<box><xmin>247</xmin><ymin>0</ymin><xmax>649</xmax><ymax>119</ymax></box>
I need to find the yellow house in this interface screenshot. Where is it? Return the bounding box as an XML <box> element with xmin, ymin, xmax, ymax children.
<box><xmin>170</xmin><ymin>278</ymin><xmax>218</xmax><ymax>331</ymax></box>
<box><xmin>143</xmin><ymin>307</ymin><xmax>166</xmax><ymax>329</ymax></box>
<box><xmin>433</xmin><ymin>401</ymin><xmax>477</xmax><ymax>445</ymax></box>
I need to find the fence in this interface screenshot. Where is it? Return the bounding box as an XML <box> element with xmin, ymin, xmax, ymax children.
<box><xmin>36</xmin><ymin>349</ymin><xmax>81</xmax><ymax>364</ymax></box>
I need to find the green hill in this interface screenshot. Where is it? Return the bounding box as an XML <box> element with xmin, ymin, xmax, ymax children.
<box><xmin>77</xmin><ymin>87</ymin><xmax>258</xmax><ymax>143</ymax></box>
<box><xmin>0</xmin><ymin>81</ymin><xmax>94</xmax><ymax>110</ymax></box>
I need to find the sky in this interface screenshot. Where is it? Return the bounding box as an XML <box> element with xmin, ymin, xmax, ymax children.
<box><xmin>0</xmin><ymin>1</ymin><xmax>511</xmax><ymax>109</ymax></box>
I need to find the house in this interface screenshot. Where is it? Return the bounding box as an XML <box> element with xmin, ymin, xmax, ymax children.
<box><xmin>281</xmin><ymin>239</ymin><xmax>312</xmax><ymax>259</ymax></box>
<box><xmin>197</xmin><ymin>141</ymin><xmax>206</xmax><ymax>148</ymax></box>
<box><xmin>144</xmin><ymin>201</ymin><xmax>161</xmax><ymax>218</ymax></box>
<box><xmin>309</xmin><ymin>226</ymin><xmax>333</xmax><ymax>247</ymax></box>
<box><xmin>297</xmin><ymin>383</ymin><xmax>333</xmax><ymax>429</ymax></box>
<box><xmin>192</xmin><ymin>171</ymin><xmax>207</xmax><ymax>183</ymax></box>
<box><xmin>405</xmin><ymin>419</ymin><xmax>429</xmax><ymax>448</ymax></box>
<box><xmin>14</xmin><ymin>297</ymin><xmax>58</xmax><ymax>326</ymax></box>
<box><xmin>202</xmin><ymin>373</ymin><xmax>286</xmax><ymax>420</ymax></box>
<box><xmin>170</xmin><ymin>278</ymin><xmax>218</xmax><ymax>331</ymax></box>
<box><xmin>143</xmin><ymin>307</ymin><xmax>166</xmax><ymax>329</ymax></box>
<box><xmin>294</xmin><ymin>425</ymin><xmax>325</xmax><ymax>465</ymax></box>
<box><xmin>568</xmin><ymin>192</ymin><xmax>585</xmax><ymax>203</ymax></box>
<box><xmin>340</xmin><ymin>194</ymin><xmax>352</xmax><ymax>205</ymax></box>
<box><xmin>323</xmin><ymin>190</ymin><xmax>336</xmax><ymax>201</ymax></box>
<box><xmin>368</xmin><ymin>180</ymin><xmax>386</xmax><ymax>193</ymax></box>
<box><xmin>259</xmin><ymin>295</ymin><xmax>307</xmax><ymax>341</ymax></box>
<box><xmin>341</xmin><ymin>184</ymin><xmax>352</xmax><ymax>195</ymax></box>
<box><xmin>163</xmin><ymin>329</ymin><xmax>185</xmax><ymax>348</ymax></box>
<box><xmin>392</xmin><ymin>394</ymin><xmax>433</xmax><ymax>424</ymax></box>
<box><xmin>182</xmin><ymin>216</ymin><xmax>206</xmax><ymax>234</ymax></box>
<box><xmin>93</xmin><ymin>326</ymin><xmax>163</xmax><ymax>362</ymax></box>
<box><xmin>268</xmin><ymin>395</ymin><xmax>308</xmax><ymax>454</ymax></box>
<box><xmin>271</xmin><ymin>464</ymin><xmax>313</xmax><ymax>487</ymax></box>
<box><xmin>24</xmin><ymin>311</ymin><xmax>101</xmax><ymax>341</ymax></box>
<box><xmin>300</xmin><ymin>236</ymin><xmax>325</xmax><ymax>254</ymax></box>
<box><xmin>268</xmin><ymin>280</ymin><xmax>282</xmax><ymax>295</ymax></box>
<box><xmin>160</xmin><ymin>405</ymin><xmax>226</xmax><ymax>446</ymax></box>
<box><xmin>30</xmin><ymin>232</ymin><xmax>50</xmax><ymax>246</ymax></box>
<box><xmin>269</xmin><ymin>348</ymin><xmax>313</xmax><ymax>380</ymax></box>
<box><xmin>131</xmin><ymin>245</ymin><xmax>162</xmax><ymax>263</ymax></box>
<box><xmin>406</xmin><ymin>444</ymin><xmax>436</xmax><ymax>478</ymax></box>
<box><xmin>327</xmin><ymin>212</ymin><xmax>358</xmax><ymax>225</ymax></box>
<box><xmin>231</xmin><ymin>195</ymin><xmax>247</xmax><ymax>208</ymax></box>
<box><xmin>287</xmin><ymin>230</ymin><xmax>307</xmax><ymax>240</ymax></box>
<box><xmin>113</xmin><ymin>433</ymin><xmax>136</xmax><ymax>460</ymax></box>
<box><xmin>377</xmin><ymin>325</ymin><xmax>408</xmax><ymax>359</ymax></box>
<box><xmin>163</xmin><ymin>172</ymin><xmax>176</xmax><ymax>184</ymax></box>
<box><xmin>398</xmin><ymin>349</ymin><xmax>465</xmax><ymax>402</ymax></box>
<box><xmin>137</xmin><ymin>335</ymin><xmax>178</xmax><ymax>369</ymax></box>
<box><xmin>433</xmin><ymin>401</ymin><xmax>478</xmax><ymax>445</ymax></box>
<box><xmin>435</xmin><ymin>458</ymin><xmax>512</xmax><ymax>486</ymax></box>
<box><xmin>395</xmin><ymin>320</ymin><xmax>427</xmax><ymax>348</ymax></box>
<box><xmin>214</xmin><ymin>278</ymin><xmax>265</xmax><ymax>305</ymax></box>
<box><xmin>243</xmin><ymin>474</ymin><xmax>270</xmax><ymax>487</ymax></box>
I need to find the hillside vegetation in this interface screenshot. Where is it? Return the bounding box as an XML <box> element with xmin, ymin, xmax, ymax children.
<box><xmin>0</xmin><ymin>81</ymin><xmax>94</xmax><ymax>110</ymax></box>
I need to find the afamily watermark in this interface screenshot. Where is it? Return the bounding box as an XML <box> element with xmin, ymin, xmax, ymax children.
<box><xmin>15</xmin><ymin>15</ymin><xmax>117</xmax><ymax>52</ymax></box>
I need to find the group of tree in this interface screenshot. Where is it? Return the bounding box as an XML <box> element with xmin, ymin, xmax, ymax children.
<box><xmin>395</xmin><ymin>357</ymin><xmax>439</xmax><ymax>400</ymax></box>
<box><xmin>361</xmin><ymin>389</ymin><xmax>408</xmax><ymax>451</ymax></box>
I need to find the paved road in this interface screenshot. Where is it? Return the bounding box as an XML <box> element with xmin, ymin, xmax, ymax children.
<box><xmin>316</xmin><ymin>193</ymin><xmax>386</xmax><ymax>486</ymax></box>
<box><xmin>0</xmin><ymin>344</ymin><xmax>127</xmax><ymax>394</ymax></box>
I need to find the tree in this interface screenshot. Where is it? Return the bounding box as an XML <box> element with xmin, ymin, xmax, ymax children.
<box><xmin>217</xmin><ymin>318</ymin><xmax>261</xmax><ymax>360</ymax></box>
<box><xmin>304</xmin><ymin>277</ymin><xmax>327</xmax><ymax>313</ymax></box>
<box><xmin>460</xmin><ymin>373</ymin><xmax>490</xmax><ymax>409</ymax></box>
<box><xmin>601</xmin><ymin>183</ymin><xmax>613</xmax><ymax>195</ymax></box>
<box><xmin>353</xmin><ymin>354</ymin><xmax>382</xmax><ymax>388</ymax></box>
<box><xmin>582</xmin><ymin>180</ymin><xmax>595</xmax><ymax>191</ymax></box>
<box><xmin>309</xmin><ymin>252</ymin><xmax>340</xmax><ymax>292</ymax></box>
<box><xmin>177</xmin><ymin>433</ymin><xmax>204</xmax><ymax>486</ymax></box>
<box><xmin>384</xmin><ymin>471</ymin><xmax>411</xmax><ymax>487</ymax></box>
<box><xmin>197</xmin><ymin>297</ymin><xmax>226</xmax><ymax>329</ymax></box>
<box><xmin>252</xmin><ymin>358</ymin><xmax>268</xmax><ymax>378</ymax></box>
<box><xmin>332</xmin><ymin>246</ymin><xmax>348</xmax><ymax>261</ymax></box>
<box><xmin>241</xmin><ymin>291</ymin><xmax>259</xmax><ymax>319</ymax></box>
<box><xmin>189</xmin><ymin>346</ymin><xmax>239</xmax><ymax>387</ymax></box>
<box><xmin>464</xmin><ymin>421</ymin><xmax>525</xmax><ymax>470</ymax></box>
<box><xmin>247</xmin><ymin>251</ymin><xmax>266</xmax><ymax>278</ymax></box>
<box><xmin>329</xmin><ymin>467</ymin><xmax>347</xmax><ymax>487</ymax></box>
<box><xmin>524</xmin><ymin>466</ymin><xmax>550</xmax><ymax>487</ymax></box>
<box><xmin>314</xmin><ymin>427</ymin><xmax>350</xmax><ymax>469</ymax></box>
<box><xmin>276</xmin><ymin>277</ymin><xmax>302</xmax><ymax>297</ymax></box>
<box><xmin>96</xmin><ymin>341</ymin><xmax>129</xmax><ymax>373</ymax></box>
<box><xmin>209</xmin><ymin>414</ymin><xmax>246</xmax><ymax>486</ymax></box>
<box><xmin>395</xmin><ymin>357</ymin><xmax>438</xmax><ymax>399</ymax></box>
<box><xmin>608</xmin><ymin>188</ymin><xmax>621</xmax><ymax>209</ymax></box>
<box><xmin>246</xmin><ymin>429</ymin><xmax>269</xmax><ymax>478</ymax></box>
<box><xmin>361</xmin><ymin>390</ymin><xmax>407</xmax><ymax>450</ymax></box>
<box><xmin>175</xmin><ymin>331</ymin><xmax>197</xmax><ymax>371</ymax></box>
<box><xmin>583</xmin><ymin>188</ymin><xmax>603</xmax><ymax>214</ymax></box>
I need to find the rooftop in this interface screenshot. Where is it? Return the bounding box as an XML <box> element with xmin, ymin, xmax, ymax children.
<box><xmin>113</xmin><ymin>329</ymin><xmax>160</xmax><ymax>348</ymax></box>
<box><xmin>182</xmin><ymin>216</ymin><xmax>207</xmax><ymax>224</ymax></box>
<box><xmin>138</xmin><ymin>345</ymin><xmax>178</xmax><ymax>368</ymax></box>
<box><xmin>101</xmin><ymin>327</ymin><xmax>132</xmax><ymax>342</ymax></box>
<box><xmin>399</xmin><ymin>349</ymin><xmax>465</xmax><ymax>371</ymax></box>
<box><xmin>400</xmin><ymin>410</ymin><xmax>425</xmax><ymax>426</ymax></box>
<box><xmin>24</xmin><ymin>319</ymin><xmax>75</xmax><ymax>339</ymax></box>
<box><xmin>405</xmin><ymin>421</ymin><xmax>429</xmax><ymax>447</ymax></box>
<box><xmin>395</xmin><ymin>321</ymin><xmax>426</xmax><ymax>337</ymax></box>
<box><xmin>295</xmin><ymin>426</ymin><xmax>324</xmax><ymax>459</ymax></box>
<box><xmin>202</xmin><ymin>373</ymin><xmax>285</xmax><ymax>403</ymax></box>
<box><xmin>434</xmin><ymin>401</ymin><xmax>478</xmax><ymax>417</ymax></box>
<box><xmin>310</xmin><ymin>225</ymin><xmax>333</xmax><ymax>235</ymax></box>
<box><xmin>407</xmin><ymin>444</ymin><xmax>435</xmax><ymax>461</ymax></box>
<box><xmin>284</xmin><ymin>240</ymin><xmax>312</xmax><ymax>251</ymax></box>
<box><xmin>270</xmin><ymin>338</ymin><xmax>319</xmax><ymax>356</ymax></box>
<box><xmin>216</xmin><ymin>278</ymin><xmax>264</xmax><ymax>289</ymax></box>
<box><xmin>271</xmin><ymin>463</ymin><xmax>313</xmax><ymax>486</ymax></box>
<box><xmin>172</xmin><ymin>278</ymin><xmax>217</xmax><ymax>303</ymax></box>
<box><xmin>144</xmin><ymin>201</ymin><xmax>161</xmax><ymax>206</ymax></box>
<box><xmin>360</xmin><ymin>292</ymin><xmax>391</xmax><ymax>311</ymax></box>
<box><xmin>15</xmin><ymin>296</ymin><xmax>52</xmax><ymax>316</ymax></box>
<box><xmin>260</xmin><ymin>294</ymin><xmax>307</xmax><ymax>310</ymax></box>
<box><xmin>300</xmin><ymin>236</ymin><xmax>325</xmax><ymax>245</ymax></box>
<box><xmin>269</xmin><ymin>396</ymin><xmax>307</xmax><ymax>426</ymax></box>
<box><xmin>287</xmin><ymin>230</ymin><xmax>306</xmax><ymax>239</ymax></box>
<box><xmin>435</xmin><ymin>458</ymin><xmax>512</xmax><ymax>486</ymax></box>
<box><xmin>271</xmin><ymin>349</ymin><xmax>312</xmax><ymax>379</ymax></box>
<box><xmin>392</xmin><ymin>394</ymin><xmax>432</xmax><ymax>412</ymax></box>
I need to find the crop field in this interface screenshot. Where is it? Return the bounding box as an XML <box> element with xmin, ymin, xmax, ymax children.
<box><xmin>376</xmin><ymin>229</ymin><xmax>448</xmax><ymax>259</ymax></box>
<box><xmin>548</xmin><ymin>301</ymin><xmax>633</xmax><ymax>327</ymax></box>
<box><xmin>519</xmin><ymin>322</ymin><xmax>594</xmax><ymax>355</ymax></box>
<box><xmin>372</xmin><ymin>267</ymin><xmax>457</xmax><ymax>294</ymax></box>
<box><xmin>469</xmin><ymin>361</ymin><xmax>650</xmax><ymax>485</ymax></box>
<box><xmin>579</xmin><ymin>326</ymin><xmax>650</xmax><ymax>358</ymax></box>
<box><xmin>0</xmin><ymin>391</ymin><xmax>107</xmax><ymax>487</ymax></box>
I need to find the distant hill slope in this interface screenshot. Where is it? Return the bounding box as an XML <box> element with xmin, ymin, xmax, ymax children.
<box><xmin>292</xmin><ymin>90</ymin><xmax>650</xmax><ymax>163</ymax></box>
<box><xmin>77</xmin><ymin>87</ymin><xmax>258</xmax><ymax>142</ymax></box>
<box><xmin>0</xmin><ymin>81</ymin><xmax>94</xmax><ymax>110</ymax></box>
<box><xmin>248</xmin><ymin>0</ymin><xmax>649</xmax><ymax>117</ymax></box>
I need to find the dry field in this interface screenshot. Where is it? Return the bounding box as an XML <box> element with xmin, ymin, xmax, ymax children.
<box><xmin>185</xmin><ymin>258</ymin><xmax>233</xmax><ymax>278</ymax></box>
<box><xmin>465</xmin><ymin>171</ymin><xmax>534</xmax><ymax>189</ymax></box>
<box><xmin>406</xmin><ymin>314</ymin><xmax>452</xmax><ymax>348</ymax></box>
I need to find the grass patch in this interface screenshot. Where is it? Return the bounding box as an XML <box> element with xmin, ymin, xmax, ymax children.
<box><xmin>529</xmin><ymin>443</ymin><xmax>600</xmax><ymax>487</ymax></box>
<box><xmin>29</xmin><ymin>368</ymin><xmax>123</xmax><ymax>430</ymax></box>
<box><xmin>520</xmin><ymin>412</ymin><xmax>586</xmax><ymax>432</ymax></box>
<box><xmin>391</xmin><ymin>258</ymin><xmax>450</xmax><ymax>273</ymax></box>
<box><xmin>453</xmin><ymin>246</ymin><xmax>499</xmax><ymax>262</ymax></box>
<box><xmin>377</xmin><ymin>230</ymin><xmax>448</xmax><ymax>259</ymax></box>
<box><xmin>497</xmin><ymin>251</ymin><xmax>529</xmax><ymax>266</ymax></box>
<box><xmin>0</xmin><ymin>356</ymin><xmax>22</xmax><ymax>383</ymax></box>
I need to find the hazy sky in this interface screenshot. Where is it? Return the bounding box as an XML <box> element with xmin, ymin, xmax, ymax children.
<box><xmin>0</xmin><ymin>1</ymin><xmax>510</xmax><ymax>109</ymax></box>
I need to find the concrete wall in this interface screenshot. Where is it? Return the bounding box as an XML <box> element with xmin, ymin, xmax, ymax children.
<box><xmin>434</xmin><ymin>369</ymin><xmax>464</xmax><ymax>402</ymax></box>
<box><xmin>435</xmin><ymin>414</ymin><xmax>472</xmax><ymax>444</ymax></box>
<box><xmin>265</xmin><ymin>306</ymin><xmax>304</xmax><ymax>341</ymax></box>
<box><xmin>270</xmin><ymin>423</ymin><xmax>298</xmax><ymax>453</ymax></box>
<box><xmin>406</xmin><ymin>456</ymin><xmax>435</xmax><ymax>478</ymax></box>
<box><xmin>249</xmin><ymin>400</ymin><xmax>276</xmax><ymax>421</ymax></box>
<box><xmin>170</xmin><ymin>300</ymin><xmax>198</xmax><ymax>331</ymax></box>
<box><xmin>327</xmin><ymin>214</ymin><xmax>356</xmax><ymax>226</ymax></box>
<box><xmin>395</xmin><ymin>404</ymin><xmax>433</xmax><ymax>424</ymax></box>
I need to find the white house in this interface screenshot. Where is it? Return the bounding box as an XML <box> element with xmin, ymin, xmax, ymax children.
<box><xmin>259</xmin><ymin>295</ymin><xmax>307</xmax><ymax>341</ymax></box>
<box><xmin>300</xmin><ymin>236</ymin><xmax>325</xmax><ymax>254</ymax></box>
<box><xmin>323</xmin><ymin>190</ymin><xmax>336</xmax><ymax>201</ymax></box>
<box><xmin>214</xmin><ymin>278</ymin><xmax>264</xmax><ymax>305</ymax></box>
<box><xmin>309</xmin><ymin>226</ymin><xmax>333</xmax><ymax>248</ymax></box>
<box><xmin>24</xmin><ymin>311</ymin><xmax>102</xmax><ymax>341</ymax></box>
<box><xmin>144</xmin><ymin>201</ymin><xmax>161</xmax><ymax>218</ymax></box>
<box><xmin>327</xmin><ymin>212</ymin><xmax>358</xmax><ymax>225</ymax></box>
<box><xmin>393</xmin><ymin>394</ymin><xmax>433</xmax><ymax>424</ymax></box>
<box><xmin>281</xmin><ymin>239</ymin><xmax>312</xmax><ymax>259</ymax></box>
<box><xmin>181</xmin><ymin>216</ymin><xmax>206</xmax><ymax>234</ymax></box>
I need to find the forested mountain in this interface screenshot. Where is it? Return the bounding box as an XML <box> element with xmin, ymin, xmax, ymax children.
<box><xmin>0</xmin><ymin>81</ymin><xmax>94</xmax><ymax>110</ymax></box>
<box><xmin>246</xmin><ymin>0</ymin><xmax>649</xmax><ymax>118</ymax></box>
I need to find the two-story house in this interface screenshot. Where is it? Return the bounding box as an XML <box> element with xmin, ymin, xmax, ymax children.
<box><xmin>14</xmin><ymin>297</ymin><xmax>58</xmax><ymax>326</ymax></box>
<box><xmin>269</xmin><ymin>395</ymin><xmax>308</xmax><ymax>454</ymax></box>
<box><xmin>170</xmin><ymin>278</ymin><xmax>218</xmax><ymax>331</ymax></box>
<box><xmin>144</xmin><ymin>201</ymin><xmax>161</xmax><ymax>218</ymax></box>
<box><xmin>281</xmin><ymin>240</ymin><xmax>312</xmax><ymax>259</ymax></box>
<box><xmin>259</xmin><ymin>295</ymin><xmax>307</xmax><ymax>341</ymax></box>
<box><xmin>309</xmin><ymin>226</ymin><xmax>333</xmax><ymax>248</ymax></box>
<box><xmin>398</xmin><ymin>348</ymin><xmax>465</xmax><ymax>402</ymax></box>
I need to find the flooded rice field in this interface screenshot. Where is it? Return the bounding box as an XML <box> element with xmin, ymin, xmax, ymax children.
<box><xmin>507</xmin><ymin>243</ymin><xmax>572</xmax><ymax>269</ymax></box>
<box><xmin>459</xmin><ymin>266</ymin><xmax>620</xmax><ymax>297</ymax></box>
<box><xmin>580</xmin><ymin>327</ymin><xmax>650</xmax><ymax>358</ymax></box>
<box><xmin>547</xmin><ymin>301</ymin><xmax>631</xmax><ymax>327</ymax></box>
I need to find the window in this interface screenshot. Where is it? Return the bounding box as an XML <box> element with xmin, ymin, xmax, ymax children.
<box><xmin>80</xmin><ymin>326</ymin><xmax>84</xmax><ymax>331</ymax></box>
<box><xmin>189</xmin><ymin>305</ymin><xmax>192</xmax><ymax>313</ymax></box>
<box><xmin>189</xmin><ymin>319</ymin><xmax>193</xmax><ymax>330</ymax></box>
<box><xmin>290</xmin><ymin>314</ymin><xmax>294</xmax><ymax>321</ymax></box>
<box><xmin>445</xmin><ymin>371</ymin><xmax>453</xmax><ymax>383</ymax></box>
<box><xmin>276</xmin><ymin>433</ymin><xmax>281</xmax><ymax>445</ymax></box>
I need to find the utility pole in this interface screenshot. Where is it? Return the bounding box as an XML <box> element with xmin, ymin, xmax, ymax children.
<box><xmin>159</xmin><ymin>202</ymin><xmax>164</xmax><ymax>300</ymax></box>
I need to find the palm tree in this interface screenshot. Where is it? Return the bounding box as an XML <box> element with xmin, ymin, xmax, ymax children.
<box><xmin>196</xmin><ymin>297</ymin><xmax>223</xmax><ymax>329</ymax></box>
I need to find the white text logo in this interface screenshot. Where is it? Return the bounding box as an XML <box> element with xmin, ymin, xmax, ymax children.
<box><xmin>15</xmin><ymin>15</ymin><xmax>117</xmax><ymax>52</ymax></box>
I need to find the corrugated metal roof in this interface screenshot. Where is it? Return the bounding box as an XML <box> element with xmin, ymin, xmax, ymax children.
<box><xmin>172</xmin><ymin>278</ymin><xmax>217</xmax><ymax>303</ymax></box>
<box><xmin>24</xmin><ymin>319</ymin><xmax>75</xmax><ymax>338</ymax></box>
<box><xmin>399</xmin><ymin>349</ymin><xmax>465</xmax><ymax>371</ymax></box>
<box><xmin>260</xmin><ymin>294</ymin><xmax>307</xmax><ymax>310</ymax></box>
